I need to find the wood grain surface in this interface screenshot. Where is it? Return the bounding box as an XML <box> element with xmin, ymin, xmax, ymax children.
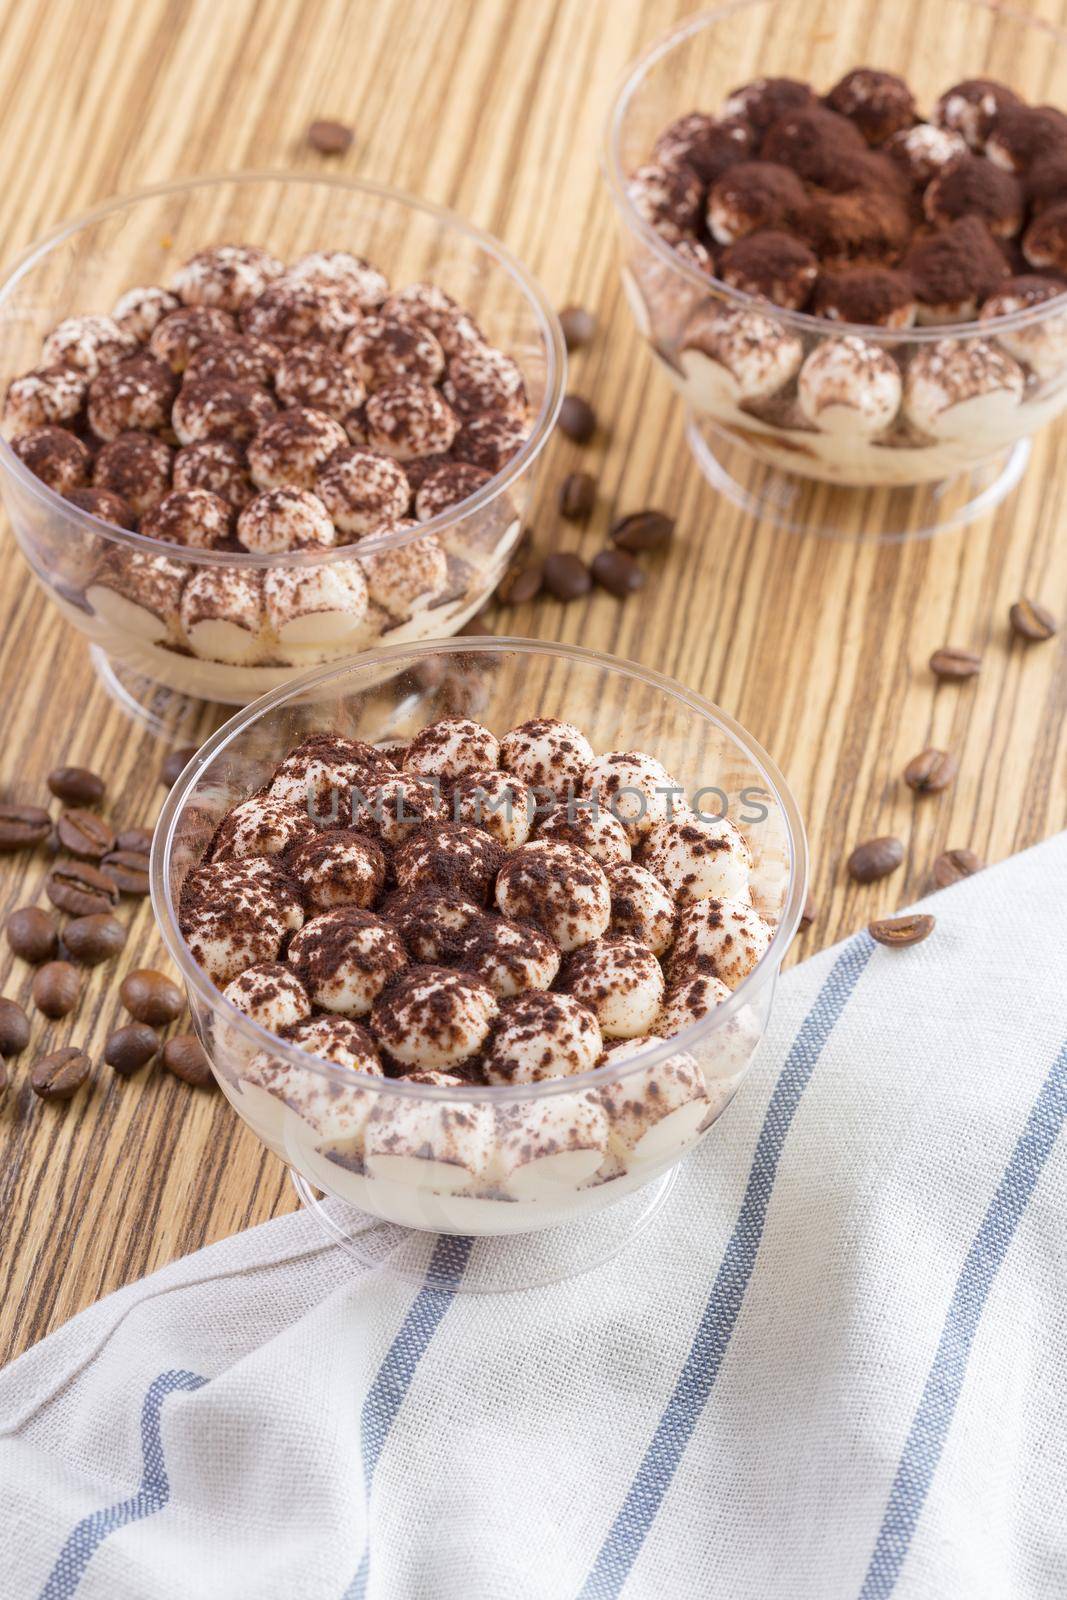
<box><xmin>1</xmin><ymin>0</ymin><xmax>1065</xmax><ymax>1363</ymax></box>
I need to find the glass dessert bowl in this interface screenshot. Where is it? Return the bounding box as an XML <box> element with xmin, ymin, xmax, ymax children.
<box><xmin>603</xmin><ymin>0</ymin><xmax>1067</xmax><ymax>540</ymax></box>
<box><xmin>152</xmin><ymin>638</ymin><xmax>807</xmax><ymax>1287</ymax></box>
<box><xmin>0</xmin><ymin>175</ymin><xmax>564</xmax><ymax>722</ymax></box>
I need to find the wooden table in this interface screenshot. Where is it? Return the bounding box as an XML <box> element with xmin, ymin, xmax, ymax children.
<box><xmin>1</xmin><ymin>0</ymin><xmax>1064</xmax><ymax>1364</ymax></box>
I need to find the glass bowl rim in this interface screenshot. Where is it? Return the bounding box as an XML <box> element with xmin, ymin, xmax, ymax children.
<box><xmin>150</xmin><ymin>634</ymin><xmax>810</xmax><ymax>1104</ymax></box>
<box><xmin>0</xmin><ymin>170</ymin><xmax>566</xmax><ymax>569</ymax></box>
<box><xmin>600</xmin><ymin>0</ymin><xmax>1067</xmax><ymax>344</ymax></box>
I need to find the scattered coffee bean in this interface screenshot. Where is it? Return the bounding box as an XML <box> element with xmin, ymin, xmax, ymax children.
<box><xmin>31</xmin><ymin>1046</ymin><xmax>91</xmax><ymax>1102</ymax></box>
<box><xmin>161</xmin><ymin>1033</ymin><xmax>215</xmax><ymax>1088</ymax></box>
<box><xmin>543</xmin><ymin>551</ymin><xmax>592</xmax><ymax>601</ymax></box>
<box><xmin>47</xmin><ymin>766</ymin><xmax>105</xmax><ymax>806</ymax></box>
<box><xmin>932</xmin><ymin>847</ymin><xmax>985</xmax><ymax>888</ymax></box>
<box><xmin>929</xmin><ymin>646</ymin><xmax>981</xmax><ymax>681</ymax></box>
<box><xmin>120</xmin><ymin>968</ymin><xmax>184</xmax><ymax>1026</ymax></box>
<box><xmin>0</xmin><ymin>804</ymin><xmax>52</xmax><ymax>852</ymax></box>
<box><xmin>6</xmin><ymin>906</ymin><xmax>58</xmax><ymax>964</ymax></box>
<box><xmin>558</xmin><ymin>471</ymin><xmax>596</xmax><ymax>520</ymax></box>
<box><xmin>0</xmin><ymin>997</ymin><xmax>30</xmax><ymax>1057</ymax></box>
<box><xmin>904</xmin><ymin>748</ymin><xmax>958</xmax><ymax>795</ymax></box>
<box><xmin>869</xmin><ymin>912</ymin><xmax>936</xmax><ymax>948</ymax></box>
<box><xmin>161</xmin><ymin>746</ymin><xmax>198</xmax><ymax>787</ymax></box>
<box><xmin>497</xmin><ymin>561</ymin><xmax>543</xmax><ymax>605</ymax></box>
<box><xmin>591</xmin><ymin>547</ymin><xmax>646</xmax><ymax>597</ymax></box>
<box><xmin>63</xmin><ymin>913</ymin><xmax>127</xmax><ymax>966</ymax></box>
<box><xmin>56</xmin><ymin>808</ymin><xmax>116</xmax><ymax>860</ymax></box>
<box><xmin>101</xmin><ymin>850</ymin><xmax>150</xmax><ymax>896</ymax></box>
<box><xmin>47</xmin><ymin>860</ymin><xmax>120</xmax><ymax>916</ymax></box>
<box><xmin>847</xmin><ymin>835</ymin><xmax>904</xmax><ymax>883</ymax></box>
<box><xmin>799</xmin><ymin>893</ymin><xmax>818</xmax><ymax>930</ymax></box>
<box><xmin>307</xmin><ymin>118</ymin><xmax>354</xmax><ymax>154</ymax></box>
<box><xmin>104</xmin><ymin>1023</ymin><xmax>160</xmax><ymax>1077</ymax></box>
<box><xmin>610</xmin><ymin>509</ymin><xmax>675</xmax><ymax>552</ymax></box>
<box><xmin>558</xmin><ymin>304</ymin><xmax>596</xmax><ymax>350</ymax></box>
<box><xmin>1009</xmin><ymin>598</ymin><xmax>1057</xmax><ymax>642</ymax></box>
<box><xmin>115</xmin><ymin>827</ymin><xmax>153</xmax><ymax>854</ymax></box>
<box><xmin>32</xmin><ymin>960</ymin><xmax>80</xmax><ymax>1019</ymax></box>
<box><xmin>558</xmin><ymin>393</ymin><xmax>596</xmax><ymax>443</ymax></box>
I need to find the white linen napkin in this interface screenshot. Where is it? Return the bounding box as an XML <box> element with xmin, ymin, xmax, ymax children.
<box><xmin>1</xmin><ymin>833</ymin><xmax>1065</xmax><ymax>1600</ymax></box>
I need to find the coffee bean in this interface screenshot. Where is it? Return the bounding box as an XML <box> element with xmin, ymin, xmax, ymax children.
<box><xmin>31</xmin><ymin>1046</ymin><xmax>91</xmax><ymax>1101</ymax></box>
<box><xmin>56</xmin><ymin>808</ymin><xmax>116</xmax><ymax>860</ymax></box>
<box><xmin>161</xmin><ymin>746</ymin><xmax>198</xmax><ymax>787</ymax></box>
<box><xmin>104</xmin><ymin>1023</ymin><xmax>160</xmax><ymax>1077</ymax></box>
<box><xmin>543</xmin><ymin>551</ymin><xmax>592</xmax><ymax>601</ymax></box>
<box><xmin>47</xmin><ymin>860</ymin><xmax>120</xmax><ymax>916</ymax></box>
<box><xmin>610</xmin><ymin>509</ymin><xmax>675</xmax><ymax>552</ymax></box>
<box><xmin>32</xmin><ymin>960</ymin><xmax>80</xmax><ymax>1019</ymax></box>
<box><xmin>497</xmin><ymin>561</ymin><xmax>543</xmax><ymax>605</ymax></box>
<box><xmin>0</xmin><ymin>804</ymin><xmax>52</xmax><ymax>852</ymax></box>
<box><xmin>6</xmin><ymin>906</ymin><xmax>58</xmax><ymax>964</ymax></box>
<box><xmin>929</xmin><ymin>646</ymin><xmax>981</xmax><ymax>681</ymax></box>
<box><xmin>932</xmin><ymin>847</ymin><xmax>985</xmax><ymax>889</ymax></box>
<box><xmin>1009</xmin><ymin>598</ymin><xmax>1057</xmax><ymax>642</ymax></box>
<box><xmin>558</xmin><ymin>305</ymin><xmax>596</xmax><ymax>350</ymax></box>
<box><xmin>115</xmin><ymin>827</ymin><xmax>153</xmax><ymax>854</ymax></box>
<box><xmin>558</xmin><ymin>393</ymin><xmax>596</xmax><ymax>443</ymax></box>
<box><xmin>591</xmin><ymin>548</ymin><xmax>646</xmax><ymax>597</ymax></box>
<box><xmin>799</xmin><ymin>893</ymin><xmax>818</xmax><ymax>930</ymax></box>
<box><xmin>101</xmin><ymin>850</ymin><xmax>150</xmax><ymax>896</ymax></box>
<box><xmin>161</xmin><ymin>1033</ymin><xmax>215</xmax><ymax>1089</ymax></box>
<box><xmin>120</xmin><ymin>969</ymin><xmax>184</xmax><ymax>1026</ymax></box>
<box><xmin>558</xmin><ymin>471</ymin><xmax>596</xmax><ymax>520</ymax></box>
<box><xmin>0</xmin><ymin>998</ymin><xmax>30</xmax><ymax>1057</ymax></box>
<box><xmin>847</xmin><ymin>835</ymin><xmax>904</xmax><ymax>883</ymax></box>
<box><xmin>869</xmin><ymin>912</ymin><xmax>936</xmax><ymax>948</ymax></box>
<box><xmin>63</xmin><ymin>913</ymin><xmax>127</xmax><ymax>966</ymax></box>
<box><xmin>904</xmin><ymin>748</ymin><xmax>958</xmax><ymax>794</ymax></box>
<box><xmin>307</xmin><ymin>118</ymin><xmax>354</xmax><ymax>154</ymax></box>
<box><xmin>47</xmin><ymin>766</ymin><xmax>105</xmax><ymax>806</ymax></box>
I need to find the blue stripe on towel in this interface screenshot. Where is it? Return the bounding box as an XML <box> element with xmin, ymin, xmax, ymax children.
<box><xmin>859</xmin><ymin>1039</ymin><xmax>1067</xmax><ymax>1600</ymax></box>
<box><xmin>342</xmin><ymin>1232</ymin><xmax>472</xmax><ymax>1599</ymax></box>
<box><xmin>38</xmin><ymin>1368</ymin><xmax>207</xmax><ymax>1599</ymax></box>
<box><xmin>578</xmin><ymin>934</ymin><xmax>875</xmax><ymax>1600</ymax></box>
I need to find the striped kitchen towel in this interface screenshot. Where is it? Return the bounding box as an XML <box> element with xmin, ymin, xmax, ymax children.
<box><xmin>1</xmin><ymin>832</ymin><xmax>1065</xmax><ymax>1600</ymax></box>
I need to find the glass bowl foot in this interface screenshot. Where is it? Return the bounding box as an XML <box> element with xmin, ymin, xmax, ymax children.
<box><xmin>89</xmin><ymin>644</ymin><xmax>222</xmax><ymax>745</ymax></box>
<box><xmin>685</xmin><ymin>411</ymin><xmax>1031</xmax><ymax>544</ymax></box>
<box><xmin>289</xmin><ymin>1166</ymin><xmax>679</xmax><ymax>1294</ymax></box>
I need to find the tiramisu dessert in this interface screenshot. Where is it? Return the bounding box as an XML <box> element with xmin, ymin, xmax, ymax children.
<box><xmin>176</xmin><ymin>716</ymin><xmax>773</xmax><ymax>1232</ymax></box>
<box><xmin>623</xmin><ymin>71</ymin><xmax>1067</xmax><ymax>484</ymax></box>
<box><xmin>3</xmin><ymin>248</ymin><xmax>533</xmax><ymax>698</ymax></box>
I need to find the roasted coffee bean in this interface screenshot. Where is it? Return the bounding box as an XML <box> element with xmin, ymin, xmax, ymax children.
<box><xmin>6</xmin><ymin>906</ymin><xmax>58</xmax><ymax>964</ymax></box>
<box><xmin>307</xmin><ymin>118</ymin><xmax>354</xmax><ymax>154</ymax></box>
<box><xmin>904</xmin><ymin>748</ymin><xmax>958</xmax><ymax>794</ymax></box>
<box><xmin>104</xmin><ymin>1023</ymin><xmax>160</xmax><ymax>1077</ymax></box>
<box><xmin>56</xmin><ymin>808</ymin><xmax>116</xmax><ymax>860</ymax></box>
<box><xmin>120</xmin><ymin>968</ymin><xmax>184</xmax><ymax>1026</ymax></box>
<box><xmin>847</xmin><ymin>835</ymin><xmax>904</xmax><ymax>883</ymax></box>
<box><xmin>101</xmin><ymin>850</ymin><xmax>150</xmax><ymax>896</ymax></box>
<box><xmin>1009</xmin><ymin>598</ymin><xmax>1057</xmax><ymax>642</ymax></box>
<box><xmin>929</xmin><ymin>646</ymin><xmax>981</xmax><ymax>681</ymax></box>
<box><xmin>799</xmin><ymin>893</ymin><xmax>818</xmax><ymax>930</ymax></box>
<box><xmin>558</xmin><ymin>305</ymin><xmax>596</xmax><ymax>350</ymax></box>
<box><xmin>0</xmin><ymin>997</ymin><xmax>30</xmax><ymax>1057</ymax></box>
<box><xmin>932</xmin><ymin>847</ymin><xmax>985</xmax><ymax>888</ymax></box>
<box><xmin>31</xmin><ymin>1046</ymin><xmax>91</xmax><ymax>1101</ymax></box>
<box><xmin>869</xmin><ymin>912</ymin><xmax>936</xmax><ymax>948</ymax></box>
<box><xmin>47</xmin><ymin>766</ymin><xmax>105</xmax><ymax>806</ymax></box>
<box><xmin>558</xmin><ymin>471</ymin><xmax>596</xmax><ymax>520</ymax></box>
<box><xmin>115</xmin><ymin>827</ymin><xmax>153</xmax><ymax>854</ymax></box>
<box><xmin>32</xmin><ymin>960</ymin><xmax>80</xmax><ymax>1019</ymax></box>
<box><xmin>63</xmin><ymin>913</ymin><xmax>127</xmax><ymax>966</ymax></box>
<box><xmin>558</xmin><ymin>393</ymin><xmax>596</xmax><ymax>443</ymax></box>
<box><xmin>47</xmin><ymin>860</ymin><xmax>120</xmax><ymax>916</ymax></box>
<box><xmin>591</xmin><ymin>548</ymin><xmax>646</xmax><ymax>597</ymax></box>
<box><xmin>543</xmin><ymin>551</ymin><xmax>592</xmax><ymax>601</ymax></box>
<box><xmin>161</xmin><ymin>1033</ymin><xmax>215</xmax><ymax>1089</ymax></box>
<box><xmin>610</xmin><ymin>509</ymin><xmax>675</xmax><ymax>552</ymax></box>
<box><xmin>161</xmin><ymin>746</ymin><xmax>198</xmax><ymax>787</ymax></box>
<box><xmin>0</xmin><ymin>804</ymin><xmax>51</xmax><ymax>852</ymax></box>
<box><xmin>497</xmin><ymin>560</ymin><xmax>543</xmax><ymax>605</ymax></box>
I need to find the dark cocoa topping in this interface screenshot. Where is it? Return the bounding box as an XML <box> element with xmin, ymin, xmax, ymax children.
<box><xmin>653</xmin><ymin>112</ymin><xmax>756</xmax><ymax>185</ymax></box>
<box><xmin>63</xmin><ymin>486</ymin><xmax>138</xmax><ymax>528</ymax></box>
<box><xmin>185</xmin><ymin>335</ymin><xmax>281</xmax><ymax>388</ymax></box>
<box><xmin>934</xmin><ymin>79</ymin><xmax>1021</xmax><ymax>146</ymax></box>
<box><xmin>903</xmin><ymin>217</ymin><xmax>1010</xmax><ymax>309</ymax></box>
<box><xmin>414</xmin><ymin>460</ymin><xmax>491</xmax><ymax>519</ymax></box>
<box><xmin>796</xmin><ymin>186</ymin><xmax>912</xmax><ymax>265</ymax></box>
<box><xmin>241</xmin><ymin>280</ymin><xmax>358</xmax><ymax>347</ymax></box>
<box><xmin>394</xmin><ymin>822</ymin><xmax>503</xmax><ymax>904</ymax></box>
<box><xmin>174</xmin><ymin>377</ymin><xmax>277</xmax><ymax>445</ymax></box>
<box><xmin>1025</xmin><ymin>153</ymin><xmax>1067</xmax><ymax>212</ymax></box>
<box><xmin>87</xmin><ymin>354</ymin><xmax>177</xmax><ymax>437</ymax></box>
<box><xmin>93</xmin><ymin>430</ymin><xmax>172</xmax><ymax>514</ymax></box>
<box><xmin>925</xmin><ymin>155</ymin><xmax>1023</xmax><ymax>235</ymax></box>
<box><xmin>495</xmin><ymin>843</ymin><xmax>605</xmax><ymax>934</ymax></box>
<box><xmin>371</xmin><ymin>963</ymin><xmax>493</xmax><ymax>1057</ymax></box>
<box><xmin>728</xmin><ymin>77</ymin><xmax>816</xmax><ymax>132</ymax></box>
<box><xmin>989</xmin><ymin>272</ymin><xmax>1065</xmax><ymax>311</ymax></box>
<box><xmin>487</xmin><ymin>989</ymin><xmax>598</xmax><ymax>1074</ymax></box>
<box><xmin>825</xmin><ymin>69</ymin><xmax>917</xmax><ymax>146</ymax></box>
<box><xmin>708</xmin><ymin>161</ymin><xmax>806</xmax><ymax>236</ymax></box>
<box><xmin>812</xmin><ymin>266</ymin><xmax>916</xmax><ymax>325</ymax></box>
<box><xmin>719</xmin><ymin>231</ymin><xmax>818</xmax><ymax>308</ymax></box>
<box><xmin>383</xmin><ymin>887</ymin><xmax>486</xmax><ymax>964</ymax></box>
<box><xmin>762</xmin><ymin>106</ymin><xmax>867</xmax><ymax>184</ymax></box>
<box><xmin>561</xmin><ymin>935</ymin><xmax>656</xmax><ymax>1004</ymax></box>
<box><xmin>284</xmin><ymin>828</ymin><xmax>386</xmax><ymax>909</ymax></box>
<box><xmin>172</xmin><ymin>438</ymin><xmax>255</xmax><ymax>508</ymax></box>
<box><xmin>12</xmin><ymin>426</ymin><xmax>90</xmax><ymax>492</ymax></box>
<box><xmin>1023</xmin><ymin>201</ymin><xmax>1067</xmax><ymax>270</ymax></box>
<box><xmin>451</xmin><ymin>411</ymin><xmax>529</xmax><ymax>474</ymax></box>
<box><xmin>150</xmin><ymin>305</ymin><xmax>237</xmax><ymax>373</ymax></box>
<box><xmin>989</xmin><ymin>104</ymin><xmax>1067</xmax><ymax>173</ymax></box>
<box><xmin>287</xmin><ymin>907</ymin><xmax>406</xmax><ymax>988</ymax></box>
